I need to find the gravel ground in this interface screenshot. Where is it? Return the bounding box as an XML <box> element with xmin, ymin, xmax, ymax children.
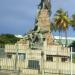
<box><xmin>0</xmin><ymin>70</ymin><xmax>19</xmax><ymax>75</ymax></box>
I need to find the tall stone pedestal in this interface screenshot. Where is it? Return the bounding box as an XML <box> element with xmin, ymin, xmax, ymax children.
<box><xmin>37</xmin><ymin>9</ymin><xmax>54</xmax><ymax>45</ymax></box>
<box><xmin>37</xmin><ymin>9</ymin><xmax>50</xmax><ymax>32</ymax></box>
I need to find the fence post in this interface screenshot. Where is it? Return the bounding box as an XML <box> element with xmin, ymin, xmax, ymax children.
<box><xmin>71</xmin><ymin>47</ymin><xmax>72</xmax><ymax>75</ymax></box>
<box><xmin>41</xmin><ymin>51</ymin><xmax>44</xmax><ymax>75</ymax></box>
<box><xmin>15</xmin><ymin>43</ymin><xmax>19</xmax><ymax>70</ymax></box>
<box><xmin>17</xmin><ymin>67</ymin><xmax>21</xmax><ymax>75</ymax></box>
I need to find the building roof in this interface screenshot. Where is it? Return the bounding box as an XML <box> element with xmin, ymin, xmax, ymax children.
<box><xmin>54</xmin><ymin>36</ymin><xmax>75</xmax><ymax>45</ymax></box>
<box><xmin>54</xmin><ymin>36</ymin><xmax>75</xmax><ymax>40</ymax></box>
<box><xmin>15</xmin><ymin>35</ymin><xmax>23</xmax><ymax>38</ymax></box>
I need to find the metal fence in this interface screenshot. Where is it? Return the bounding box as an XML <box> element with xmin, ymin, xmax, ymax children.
<box><xmin>0</xmin><ymin>45</ymin><xmax>75</xmax><ymax>75</ymax></box>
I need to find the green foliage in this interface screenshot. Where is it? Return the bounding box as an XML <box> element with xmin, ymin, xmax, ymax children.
<box><xmin>70</xmin><ymin>14</ymin><xmax>75</xmax><ymax>30</ymax></box>
<box><xmin>69</xmin><ymin>41</ymin><xmax>75</xmax><ymax>52</ymax></box>
<box><xmin>53</xmin><ymin>9</ymin><xmax>70</xmax><ymax>46</ymax></box>
<box><xmin>0</xmin><ymin>34</ymin><xmax>20</xmax><ymax>44</ymax></box>
<box><xmin>50</xmin><ymin>22</ymin><xmax>58</xmax><ymax>32</ymax></box>
<box><xmin>54</xmin><ymin>8</ymin><xmax>69</xmax><ymax>31</ymax></box>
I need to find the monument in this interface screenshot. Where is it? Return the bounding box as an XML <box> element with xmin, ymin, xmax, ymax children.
<box><xmin>26</xmin><ymin>0</ymin><xmax>53</xmax><ymax>49</ymax></box>
<box><xmin>3</xmin><ymin>0</ymin><xmax>74</xmax><ymax>75</ymax></box>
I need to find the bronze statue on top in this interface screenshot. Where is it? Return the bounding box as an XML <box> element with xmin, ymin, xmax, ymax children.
<box><xmin>38</xmin><ymin>0</ymin><xmax>51</xmax><ymax>15</ymax></box>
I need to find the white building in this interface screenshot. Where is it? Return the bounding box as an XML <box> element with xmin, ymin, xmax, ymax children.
<box><xmin>54</xmin><ymin>36</ymin><xmax>75</xmax><ymax>46</ymax></box>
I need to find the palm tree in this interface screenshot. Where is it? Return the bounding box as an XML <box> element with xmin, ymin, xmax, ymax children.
<box><xmin>70</xmin><ymin>14</ymin><xmax>75</xmax><ymax>30</ymax></box>
<box><xmin>54</xmin><ymin>9</ymin><xmax>70</xmax><ymax>46</ymax></box>
<box><xmin>50</xmin><ymin>22</ymin><xmax>58</xmax><ymax>32</ymax></box>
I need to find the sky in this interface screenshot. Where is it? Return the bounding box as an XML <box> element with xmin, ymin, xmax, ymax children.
<box><xmin>0</xmin><ymin>0</ymin><xmax>75</xmax><ymax>36</ymax></box>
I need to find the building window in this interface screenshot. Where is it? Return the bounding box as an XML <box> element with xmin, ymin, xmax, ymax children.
<box><xmin>61</xmin><ymin>57</ymin><xmax>67</xmax><ymax>62</ymax></box>
<box><xmin>7</xmin><ymin>54</ymin><xmax>12</xmax><ymax>59</ymax></box>
<box><xmin>28</xmin><ymin>60</ymin><xmax>39</xmax><ymax>69</ymax></box>
<box><xmin>46</xmin><ymin>55</ymin><xmax>53</xmax><ymax>61</ymax></box>
<box><xmin>19</xmin><ymin>53</ymin><xmax>26</xmax><ymax>60</ymax></box>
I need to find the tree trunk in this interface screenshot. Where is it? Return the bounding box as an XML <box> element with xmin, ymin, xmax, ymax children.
<box><xmin>59</xmin><ymin>30</ymin><xmax>61</xmax><ymax>45</ymax></box>
<box><xmin>65</xmin><ymin>30</ymin><xmax>68</xmax><ymax>47</ymax></box>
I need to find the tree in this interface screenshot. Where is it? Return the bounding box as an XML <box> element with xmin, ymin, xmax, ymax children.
<box><xmin>54</xmin><ymin>9</ymin><xmax>70</xmax><ymax>46</ymax></box>
<box><xmin>70</xmin><ymin>14</ymin><xmax>75</xmax><ymax>30</ymax></box>
<box><xmin>0</xmin><ymin>34</ymin><xmax>20</xmax><ymax>44</ymax></box>
<box><xmin>50</xmin><ymin>22</ymin><xmax>58</xmax><ymax>32</ymax></box>
<box><xmin>69</xmin><ymin>41</ymin><xmax>75</xmax><ymax>52</ymax></box>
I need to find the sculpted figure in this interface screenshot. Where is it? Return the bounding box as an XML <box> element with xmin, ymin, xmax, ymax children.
<box><xmin>38</xmin><ymin>0</ymin><xmax>51</xmax><ymax>15</ymax></box>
